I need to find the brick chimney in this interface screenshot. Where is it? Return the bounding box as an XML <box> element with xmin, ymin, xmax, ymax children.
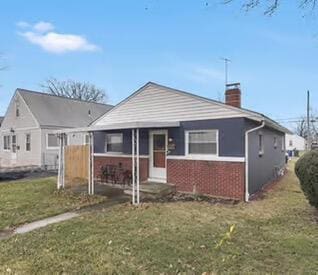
<box><xmin>225</xmin><ymin>83</ymin><xmax>241</xmax><ymax>108</ymax></box>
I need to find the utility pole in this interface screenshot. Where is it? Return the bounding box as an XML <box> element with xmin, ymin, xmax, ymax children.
<box><xmin>307</xmin><ymin>90</ymin><xmax>310</xmax><ymax>150</ymax></box>
<box><xmin>221</xmin><ymin>57</ymin><xmax>231</xmax><ymax>89</ymax></box>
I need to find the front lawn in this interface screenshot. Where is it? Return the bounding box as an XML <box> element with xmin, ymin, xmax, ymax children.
<box><xmin>0</xmin><ymin>162</ymin><xmax>317</xmax><ymax>273</ymax></box>
<box><xmin>0</xmin><ymin>177</ymin><xmax>104</xmax><ymax>230</ymax></box>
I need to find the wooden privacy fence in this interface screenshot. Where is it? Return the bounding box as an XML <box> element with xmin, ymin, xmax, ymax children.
<box><xmin>64</xmin><ymin>145</ymin><xmax>89</xmax><ymax>188</ymax></box>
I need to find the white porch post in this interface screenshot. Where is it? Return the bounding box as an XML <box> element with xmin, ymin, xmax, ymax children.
<box><xmin>91</xmin><ymin>132</ymin><xmax>95</xmax><ymax>195</ymax></box>
<box><xmin>88</xmin><ymin>132</ymin><xmax>92</xmax><ymax>195</ymax></box>
<box><xmin>131</xmin><ymin>128</ymin><xmax>140</xmax><ymax>205</ymax></box>
<box><xmin>57</xmin><ymin>134</ymin><xmax>63</xmax><ymax>189</ymax></box>
<box><xmin>136</xmin><ymin>128</ymin><xmax>140</xmax><ymax>204</ymax></box>
<box><xmin>132</xmin><ymin>129</ymin><xmax>135</xmax><ymax>204</ymax></box>
<box><xmin>57</xmin><ymin>133</ymin><xmax>65</xmax><ymax>190</ymax></box>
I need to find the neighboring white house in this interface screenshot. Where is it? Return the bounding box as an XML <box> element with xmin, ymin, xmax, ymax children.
<box><xmin>285</xmin><ymin>133</ymin><xmax>306</xmax><ymax>153</ymax></box>
<box><xmin>0</xmin><ymin>89</ymin><xmax>112</xmax><ymax>169</ymax></box>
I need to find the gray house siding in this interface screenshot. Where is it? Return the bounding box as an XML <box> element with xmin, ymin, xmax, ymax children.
<box><xmin>93</xmin><ymin>117</ymin><xmax>247</xmax><ymax>158</ymax></box>
<box><xmin>246</xmin><ymin>119</ymin><xmax>285</xmax><ymax>195</ymax></box>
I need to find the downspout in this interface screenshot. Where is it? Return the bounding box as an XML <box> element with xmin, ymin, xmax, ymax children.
<box><xmin>245</xmin><ymin>120</ymin><xmax>265</xmax><ymax>202</ymax></box>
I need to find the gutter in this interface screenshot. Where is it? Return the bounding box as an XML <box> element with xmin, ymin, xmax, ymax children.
<box><xmin>244</xmin><ymin>120</ymin><xmax>266</xmax><ymax>202</ymax></box>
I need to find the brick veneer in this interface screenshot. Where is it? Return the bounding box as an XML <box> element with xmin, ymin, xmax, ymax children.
<box><xmin>167</xmin><ymin>159</ymin><xmax>245</xmax><ymax>200</ymax></box>
<box><xmin>94</xmin><ymin>156</ymin><xmax>149</xmax><ymax>182</ymax></box>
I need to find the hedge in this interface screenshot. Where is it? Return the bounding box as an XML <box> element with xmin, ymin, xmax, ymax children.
<box><xmin>295</xmin><ymin>150</ymin><xmax>318</xmax><ymax>208</ymax></box>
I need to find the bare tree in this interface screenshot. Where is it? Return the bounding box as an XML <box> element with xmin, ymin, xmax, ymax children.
<box><xmin>294</xmin><ymin>112</ymin><xmax>318</xmax><ymax>142</ymax></box>
<box><xmin>224</xmin><ymin>0</ymin><xmax>317</xmax><ymax>15</ymax></box>
<box><xmin>41</xmin><ymin>78</ymin><xmax>107</xmax><ymax>103</ymax></box>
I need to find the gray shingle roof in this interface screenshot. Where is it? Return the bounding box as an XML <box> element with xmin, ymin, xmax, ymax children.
<box><xmin>18</xmin><ymin>89</ymin><xmax>113</xmax><ymax>128</ymax></box>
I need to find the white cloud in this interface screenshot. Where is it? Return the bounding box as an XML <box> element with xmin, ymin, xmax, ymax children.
<box><xmin>17</xmin><ymin>21</ymin><xmax>100</xmax><ymax>54</ymax></box>
<box><xmin>33</xmin><ymin>21</ymin><xmax>55</xmax><ymax>33</ymax></box>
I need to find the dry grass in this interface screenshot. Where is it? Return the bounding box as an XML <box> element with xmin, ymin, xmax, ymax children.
<box><xmin>0</xmin><ymin>161</ymin><xmax>317</xmax><ymax>273</ymax></box>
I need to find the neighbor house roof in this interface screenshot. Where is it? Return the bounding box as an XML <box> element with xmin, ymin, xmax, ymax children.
<box><xmin>17</xmin><ymin>89</ymin><xmax>113</xmax><ymax>128</ymax></box>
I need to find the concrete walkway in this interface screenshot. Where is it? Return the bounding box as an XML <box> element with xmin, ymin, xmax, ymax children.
<box><xmin>14</xmin><ymin>212</ymin><xmax>79</xmax><ymax>234</ymax></box>
<box><xmin>0</xmin><ymin>194</ymin><xmax>129</xmax><ymax>241</ymax></box>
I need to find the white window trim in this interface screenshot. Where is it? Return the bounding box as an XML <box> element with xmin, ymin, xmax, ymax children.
<box><xmin>185</xmin><ymin>129</ymin><xmax>219</xmax><ymax>157</ymax></box>
<box><xmin>46</xmin><ymin>133</ymin><xmax>60</xmax><ymax>150</ymax></box>
<box><xmin>105</xmin><ymin>133</ymin><xmax>123</xmax><ymax>154</ymax></box>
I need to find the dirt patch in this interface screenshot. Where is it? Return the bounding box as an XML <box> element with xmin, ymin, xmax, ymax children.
<box><xmin>143</xmin><ymin>192</ymin><xmax>239</xmax><ymax>205</ymax></box>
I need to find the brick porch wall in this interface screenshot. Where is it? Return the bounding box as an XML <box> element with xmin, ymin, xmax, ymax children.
<box><xmin>94</xmin><ymin>156</ymin><xmax>149</xmax><ymax>182</ymax></box>
<box><xmin>167</xmin><ymin>159</ymin><xmax>245</xmax><ymax>200</ymax></box>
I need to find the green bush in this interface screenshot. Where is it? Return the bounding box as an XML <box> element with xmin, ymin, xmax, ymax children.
<box><xmin>295</xmin><ymin>150</ymin><xmax>318</xmax><ymax>208</ymax></box>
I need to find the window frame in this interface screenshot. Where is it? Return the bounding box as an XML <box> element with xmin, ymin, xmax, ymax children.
<box><xmin>258</xmin><ymin>133</ymin><xmax>264</xmax><ymax>156</ymax></box>
<box><xmin>104</xmin><ymin>133</ymin><xmax>123</xmax><ymax>154</ymax></box>
<box><xmin>46</xmin><ymin>133</ymin><xmax>59</xmax><ymax>150</ymax></box>
<box><xmin>185</xmin><ymin>129</ymin><xmax>219</xmax><ymax>157</ymax></box>
<box><xmin>3</xmin><ymin>135</ymin><xmax>11</xmax><ymax>151</ymax></box>
<box><xmin>26</xmin><ymin>133</ymin><xmax>31</xmax><ymax>152</ymax></box>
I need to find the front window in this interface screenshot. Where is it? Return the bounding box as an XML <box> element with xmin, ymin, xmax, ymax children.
<box><xmin>47</xmin><ymin>134</ymin><xmax>59</xmax><ymax>149</ymax></box>
<box><xmin>26</xmin><ymin>134</ymin><xmax>31</xmax><ymax>151</ymax></box>
<box><xmin>186</xmin><ymin>130</ymin><xmax>218</xmax><ymax>155</ymax></box>
<box><xmin>105</xmin><ymin>133</ymin><xmax>123</xmax><ymax>153</ymax></box>
<box><xmin>3</xmin><ymin>135</ymin><xmax>11</xmax><ymax>150</ymax></box>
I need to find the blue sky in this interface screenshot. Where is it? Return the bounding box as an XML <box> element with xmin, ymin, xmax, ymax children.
<box><xmin>0</xmin><ymin>0</ymin><xmax>317</xmax><ymax>129</ymax></box>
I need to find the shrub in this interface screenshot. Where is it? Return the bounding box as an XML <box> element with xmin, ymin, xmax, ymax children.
<box><xmin>295</xmin><ymin>150</ymin><xmax>318</xmax><ymax>208</ymax></box>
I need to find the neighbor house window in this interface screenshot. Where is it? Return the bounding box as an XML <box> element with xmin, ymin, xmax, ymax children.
<box><xmin>259</xmin><ymin>134</ymin><xmax>264</xmax><ymax>155</ymax></box>
<box><xmin>289</xmin><ymin>139</ymin><xmax>293</xmax><ymax>147</ymax></box>
<box><xmin>186</xmin><ymin>130</ymin><xmax>218</xmax><ymax>155</ymax></box>
<box><xmin>47</xmin><ymin>134</ymin><xmax>59</xmax><ymax>149</ymax></box>
<box><xmin>26</xmin><ymin>134</ymin><xmax>31</xmax><ymax>151</ymax></box>
<box><xmin>3</xmin><ymin>135</ymin><xmax>11</xmax><ymax>150</ymax></box>
<box><xmin>282</xmin><ymin>137</ymin><xmax>285</xmax><ymax>151</ymax></box>
<box><xmin>105</xmin><ymin>133</ymin><xmax>123</xmax><ymax>153</ymax></box>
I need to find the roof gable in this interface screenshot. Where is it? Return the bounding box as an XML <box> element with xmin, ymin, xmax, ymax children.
<box><xmin>94</xmin><ymin>82</ymin><xmax>262</xmax><ymax>126</ymax></box>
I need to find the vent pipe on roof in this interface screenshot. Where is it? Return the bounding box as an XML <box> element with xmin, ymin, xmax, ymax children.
<box><xmin>225</xmin><ymin>83</ymin><xmax>241</xmax><ymax>108</ymax></box>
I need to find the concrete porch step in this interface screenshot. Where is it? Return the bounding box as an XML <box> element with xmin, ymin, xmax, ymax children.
<box><xmin>124</xmin><ymin>182</ymin><xmax>175</xmax><ymax>199</ymax></box>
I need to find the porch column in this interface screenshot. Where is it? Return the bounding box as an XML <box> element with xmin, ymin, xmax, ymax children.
<box><xmin>131</xmin><ymin>128</ymin><xmax>140</xmax><ymax>205</ymax></box>
<box><xmin>57</xmin><ymin>133</ymin><xmax>65</xmax><ymax>190</ymax></box>
<box><xmin>88</xmin><ymin>132</ymin><xmax>95</xmax><ymax>195</ymax></box>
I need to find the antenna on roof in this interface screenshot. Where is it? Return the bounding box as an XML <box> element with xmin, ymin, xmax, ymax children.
<box><xmin>220</xmin><ymin>57</ymin><xmax>231</xmax><ymax>89</ymax></box>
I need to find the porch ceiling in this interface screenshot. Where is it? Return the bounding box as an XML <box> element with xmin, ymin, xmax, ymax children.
<box><xmin>54</xmin><ymin>121</ymin><xmax>181</xmax><ymax>134</ymax></box>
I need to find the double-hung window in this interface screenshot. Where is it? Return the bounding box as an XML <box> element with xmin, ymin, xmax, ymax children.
<box><xmin>186</xmin><ymin>130</ymin><xmax>218</xmax><ymax>155</ymax></box>
<box><xmin>259</xmin><ymin>134</ymin><xmax>264</xmax><ymax>155</ymax></box>
<box><xmin>105</xmin><ymin>133</ymin><xmax>123</xmax><ymax>153</ymax></box>
<box><xmin>3</xmin><ymin>135</ymin><xmax>11</xmax><ymax>151</ymax></box>
<box><xmin>26</xmin><ymin>134</ymin><xmax>31</xmax><ymax>151</ymax></box>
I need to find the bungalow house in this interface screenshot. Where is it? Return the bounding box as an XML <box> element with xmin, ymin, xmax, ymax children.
<box><xmin>0</xmin><ymin>89</ymin><xmax>112</xmax><ymax>169</ymax></box>
<box><xmin>57</xmin><ymin>82</ymin><xmax>290</xmax><ymax>202</ymax></box>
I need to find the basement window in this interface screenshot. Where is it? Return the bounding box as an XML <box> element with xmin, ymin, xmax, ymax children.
<box><xmin>105</xmin><ymin>133</ymin><xmax>123</xmax><ymax>153</ymax></box>
<box><xmin>186</xmin><ymin>130</ymin><xmax>218</xmax><ymax>155</ymax></box>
